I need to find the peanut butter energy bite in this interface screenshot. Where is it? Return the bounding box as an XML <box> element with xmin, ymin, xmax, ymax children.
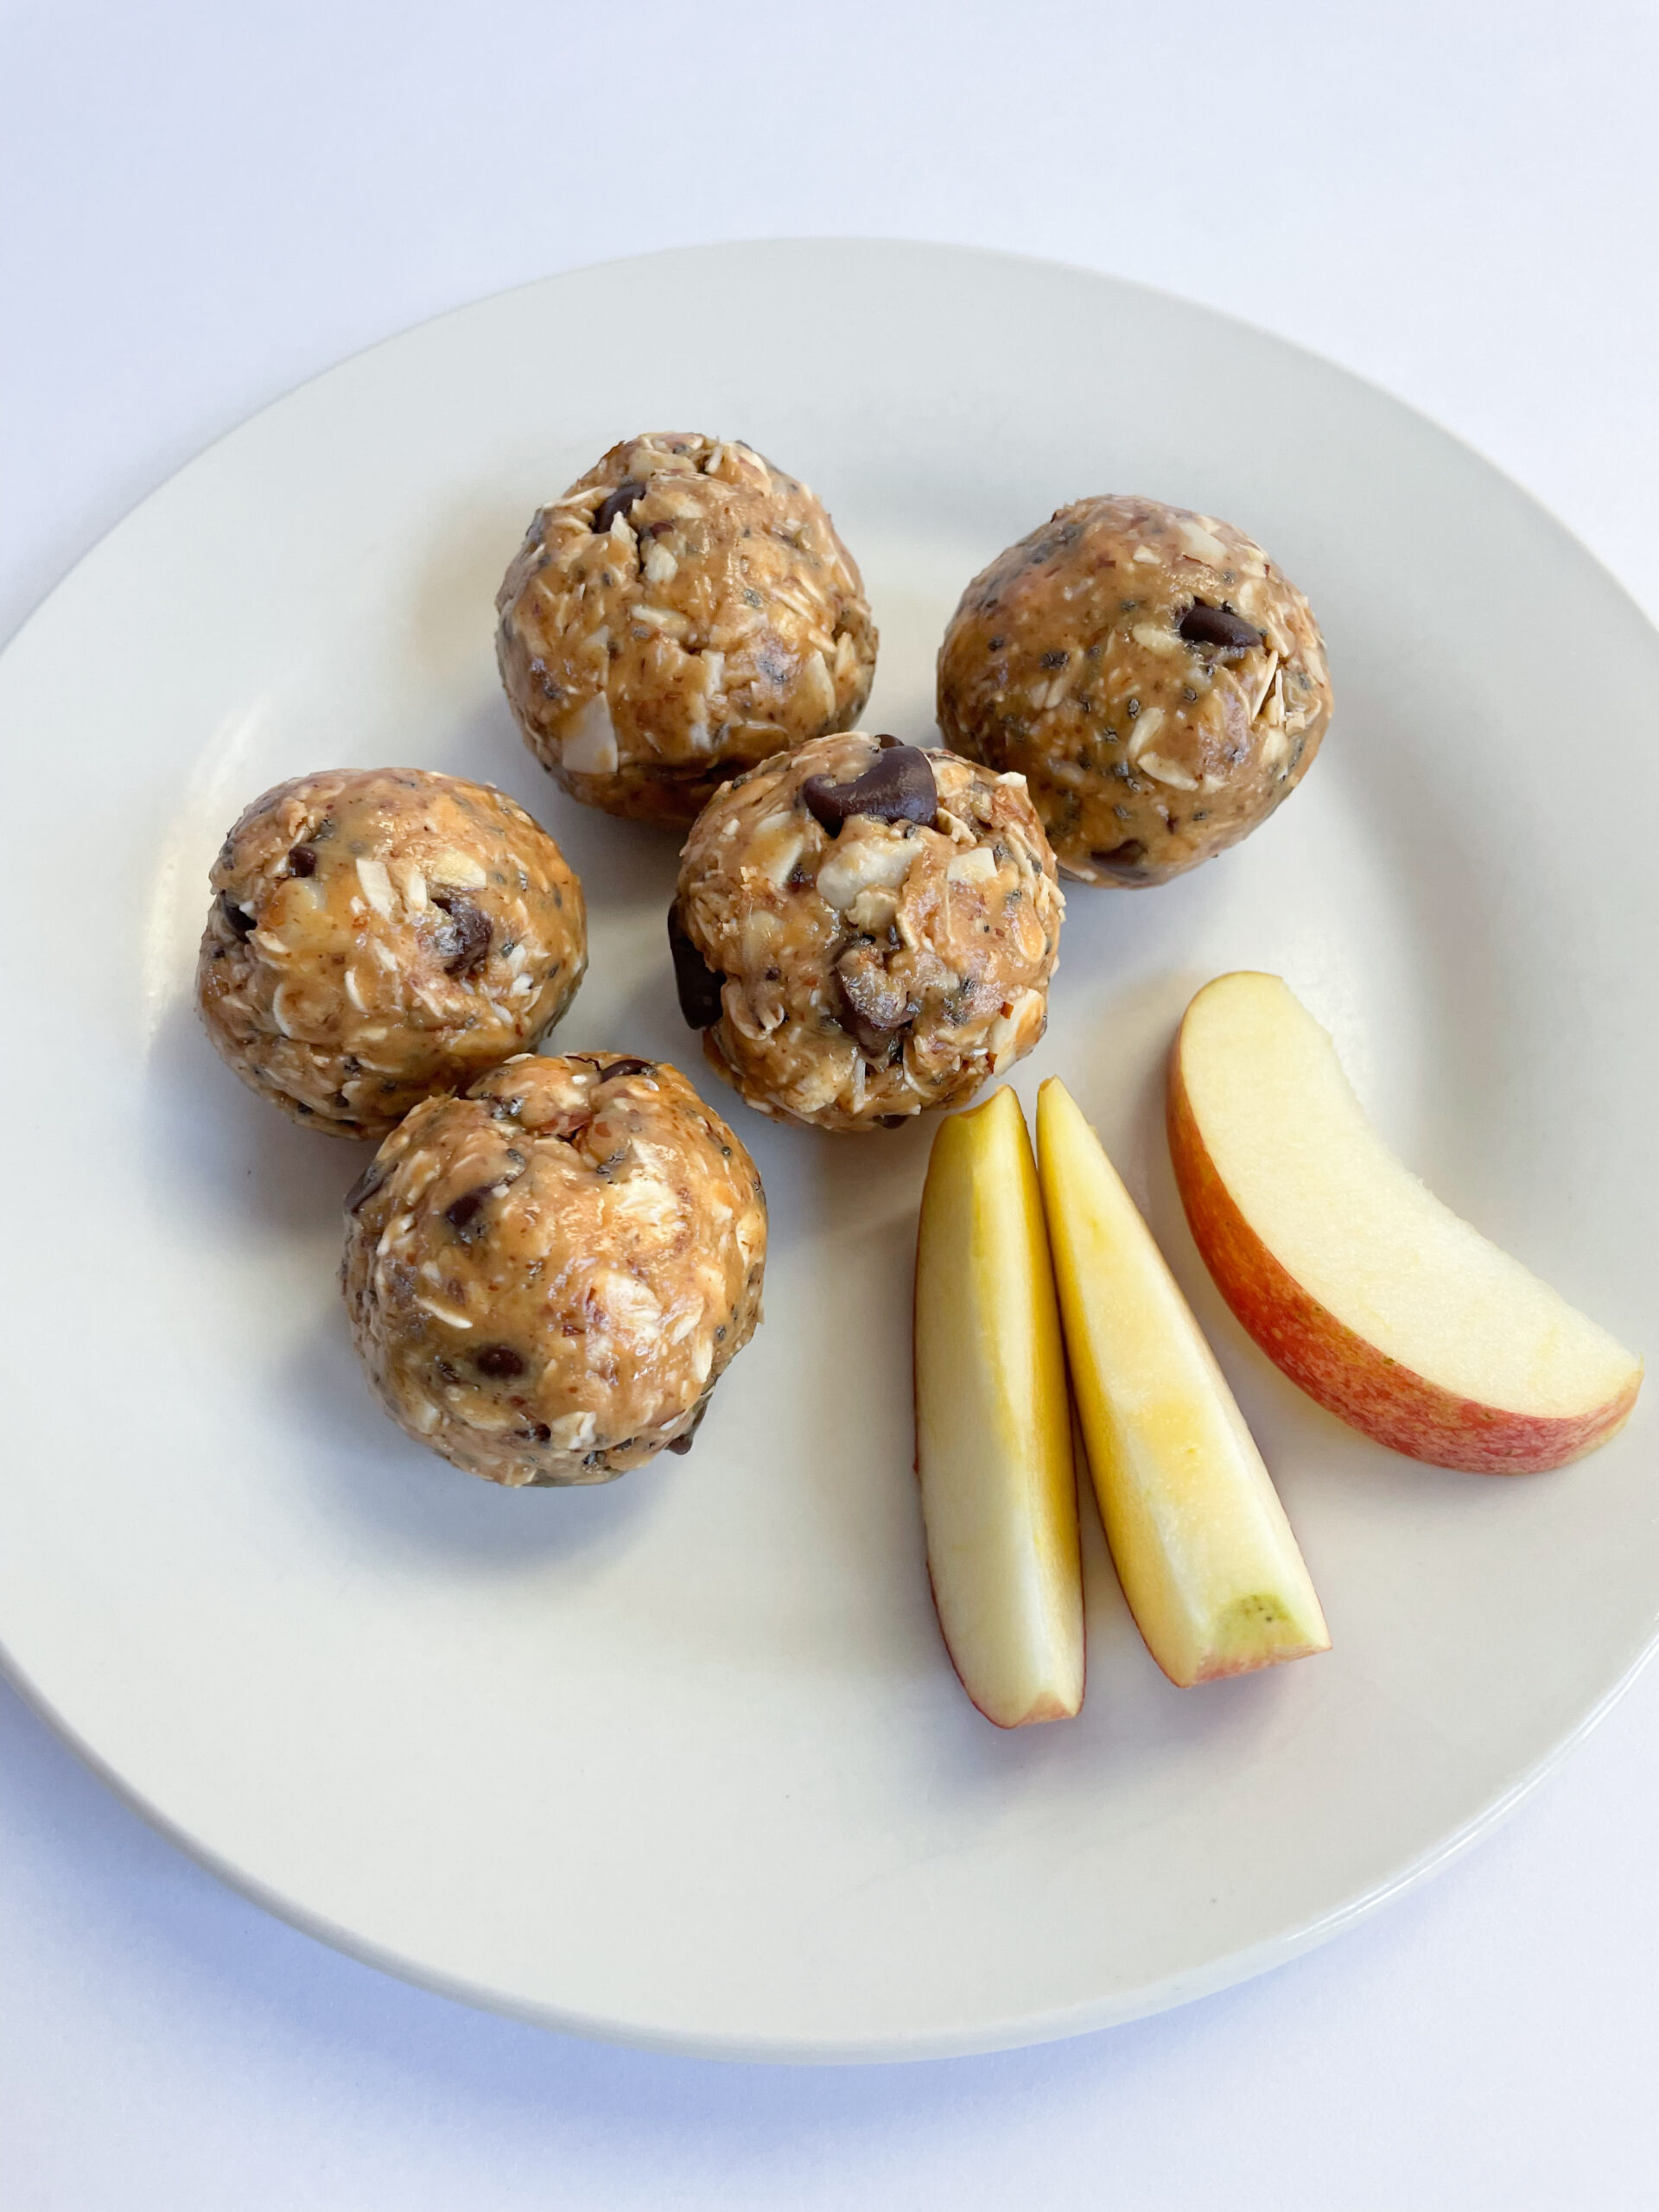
<box><xmin>496</xmin><ymin>433</ymin><xmax>877</xmax><ymax>826</ymax></box>
<box><xmin>198</xmin><ymin>768</ymin><xmax>586</xmax><ymax>1138</ymax></box>
<box><xmin>671</xmin><ymin>733</ymin><xmax>1063</xmax><ymax>1134</ymax></box>
<box><xmin>937</xmin><ymin>496</ymin><xmax>1332</xmax><ymax>887</ymax></box>
<box><xmin>341</xmin><ymin>1053</ymin><xmax>767</xmax><ymax>1485</ymax></box>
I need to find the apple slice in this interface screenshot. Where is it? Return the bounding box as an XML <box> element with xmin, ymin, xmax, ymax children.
<box><xmin>1168</xmin><ymin>972</ymin><xmax>1643</xmax><ymax>1474</ymax></box>
<box><xmin>914</xmin><ymin>1086</ymin><xmax>1084</xmax><ymax>1726</ymax></box>
<box><xmin>1036</xmin><ymin>1078</ymin><xmax>1329</xmax><ymax>1688</ymax></box>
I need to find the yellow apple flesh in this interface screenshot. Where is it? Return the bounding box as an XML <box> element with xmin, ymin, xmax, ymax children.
<box><xmin>1036</xmin><ymin>1079</ymin><xmax>1329</xmax><ymax>1688</ymax></box>
<box><xmin>1169</xmin><ymin>972</ymin><xmax>1643</xmax><ymax>1473</ymax></box>
<box><xmin>914</xmin><ymin>1086</ymin><xmax>1084</xmax><ymax>1727</ymax></box>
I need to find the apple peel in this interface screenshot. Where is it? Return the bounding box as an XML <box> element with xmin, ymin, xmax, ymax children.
<box><xmin>1168</xmin><ymin>973</ymin><xmax>1643</xmax><ymax>1474</ymax></box>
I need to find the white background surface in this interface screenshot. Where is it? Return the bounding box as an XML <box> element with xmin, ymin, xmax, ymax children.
<box><xmin>3</xmin><ymin>1</ymin><xmax>1657</xmax><ymax>2202</ymax></box>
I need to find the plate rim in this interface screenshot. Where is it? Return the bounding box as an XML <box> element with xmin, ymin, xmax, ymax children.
<box><xmin>7</xmin><ymin>235</ymin><xmax>1657</xmax><ymax>667</ymax></box>
<box><xmin>5</xmin><ymin>1613</ymin><xmax>1656</xmax><ymax>2064</ymax></box>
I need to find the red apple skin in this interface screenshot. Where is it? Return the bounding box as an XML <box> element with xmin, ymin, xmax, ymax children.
<box><xmin>1167</xmin><ymin>1052</ymin><xmax>1642</xmax><ymax>1475</ymax></box>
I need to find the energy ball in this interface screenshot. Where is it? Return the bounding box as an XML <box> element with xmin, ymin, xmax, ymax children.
<box><xmin>495</xmin><ymin>432</ymin><xmax>877</xmax><ymax>826</ymax></box>
<box><xmin>198</xmin><ymin>768</ymin><xmax>586</xmax><ymax>1138</ymax></box>
<box><xmin>937</xmin><ymin>496</ymin><xmax>1332</xmax><ymax>887</ymax></box>
<box><xmin>671</xmin><ymin>732</ymin><xmax>1063</xmax><ymax>1134</ymax></box>
<box><xmin>340</xmin><ymin>1052</ymin><xmax>766</xmax><ymax>1485</ymax></box>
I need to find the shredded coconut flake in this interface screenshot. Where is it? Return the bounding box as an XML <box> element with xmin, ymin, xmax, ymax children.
<box><xmin>561</xmin><ymin>692</ymin><xmax>619</xmax><ymax>778</ymax></box>
<box><xmin>355</xmin><ymin>857</ymin><xmax>395</xmax><ymax>918</ymax></box>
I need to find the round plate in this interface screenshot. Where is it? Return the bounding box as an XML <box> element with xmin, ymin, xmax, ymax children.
<box><xmin>3</xmin><ymin>241</ymin><xmax>1655</xmax><ymax>2063</ymax></box>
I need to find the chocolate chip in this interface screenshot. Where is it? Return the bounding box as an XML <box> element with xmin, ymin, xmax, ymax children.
<box><xmin>286</xmin><ymin>843</ymin><xmax>317</xmax><ymax>878</ymax></box>
<box><xmin>525</xmin><ymin>1422</ymin><xmax>552</xmax><ymax>1444</ymax></box>
<box><xmin>668</xmin><ymin>904</ymin><xmax>724</xmax><ymax>1027</ymax></box>
<box><xmin>443</xmin><ymin>1187</ymin><xmax>493</xmax><ymax>1240</ymax></box>
<box><xmin>1090</xmin><ymin>839</ymin><xmax>1147</xmax><ymax>881</ymax></box>
<box><xmin>432</xmin><ymin>892</ymin><xmax>492</xmax><ymax>976</ymax></box>
<box><xmin>1179</xmin><ymin>601</ymin><xmax>1263</xmax><ymax>655</ymax></box>
<box><xmin>594</xmin><ymin>1057</ymin><xmax>653</xmax><ymax>1083</ymax></box>
<box><xmin>592</xmin><ymin>478</ymin><xmax>647</xmax><ymax>535</ymax></box>
<box><xmin>668</xmin><ymin>1399</ymin><xmax>710</xmax><ymax>1455</ymax></box>
<box><xmin>219</xmin><ymin>892</ymin><xmax>255</xmax><ymax>938</ymax></box>
<box><xmin>344</xmin><ymin>1157</ymin><xmax>389</xmax><ymax>1213</ymax></box>
<box><xmin>876</xmin><ymin>1113</ymin><xmax>909</xmax><ymax>1128</ymax></box>
<box><xmin>474</xmin><ymin>1344</ymin><xmax>525</xmax><ymax>1378</ymax></box>
<box><xmin>802</xmin><ymin>743</ymin><xmax>937</xmax><ymax>836</ymax></box>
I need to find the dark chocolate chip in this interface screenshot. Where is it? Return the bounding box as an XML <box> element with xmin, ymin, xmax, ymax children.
<box><xmin>802</xmin><ymin>743</ymin><xmax>937</xmax><ymax>836</ymax></box>
<box><xmin>443</xmin><ymin>1187</ymin><xmax>493</xmax><ymax>1240</ymax></box>
<box><xmin>876</xmin><ymin>1113</ymin><xmax>909</xmax><ymax>1128</ymax></box>
<box><xmin>219</xmin><ymin>892</ymin><xmax>255</xmax><ymax>938</ymax></box>
<box><xmin>1179</xmin><ymin>601</ymin><xmax>1263</xmax><ymax>655</ymax></box>
<box><xmin>526</xmin><ymin>1422</ymin><xmax>552</xmax><ymax>1444</ymax></box>
<box><xmin>286</xmin><ymin>843</ymin><xmax>317</xmax><ymax>878</ymax></box>
<box><xmin>344</xmin><ymin>1157</ymin><xmax>390</xmax><ymax>1213</ymax></box>
<box><xmin>592</xmin><ymin>478</ymin><xmax>647</xmax><ymax>535</ymax></box>
<box><xmin>668</xmin><ymin>1399</ymin><xmax>710</xmax><ymax>1455</ymax></box>
<box><xmin>594</xmin><ymin>1057</ymin><xmax>653</xmax><ymax>1083</ymax></box>
<box><xmin>1089</xmin><ymin>839</ymin><xmax>1148</xmax><ymax>881</ymax></box>
<box><xmin>432</xmin><ymin>893</ymin><xmax>492</xmax><ymax>976</ymax></box>
<box><xmin>668</xmin><ymin>904</ymin><xmax>725</xmax><ymax>1027</ymax></box>
<box><xmin>474</xmin><ymin>1344</ymin><xmax>525</xmax><ymax>1379</ymax></box>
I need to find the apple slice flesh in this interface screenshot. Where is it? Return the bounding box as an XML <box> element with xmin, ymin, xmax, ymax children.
<box><xmin>914</xmin><ymin>1086</ymin><xmax>1084</xmax><ymax>1727</ymax></box>
<box><xmin>1036</xmin><ymin>1078</ymin><xmax>1329</xmax><ymax>1688</ymax></box>
<box><xmin>1169</xmin><ymin>972</ymin><xmax>1643</xmax><ymax>1474</ymax></box>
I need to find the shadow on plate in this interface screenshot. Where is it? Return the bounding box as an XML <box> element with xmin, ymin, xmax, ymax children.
<box><xmin>140</xmin><ymin>993</ymin><xmax>373</xmax><ymax>1246</ymax></box>
<box><xmin>278</xmin><ymin>1303</ymin><xmax>664</xmax><ymax>1571</ymax></box>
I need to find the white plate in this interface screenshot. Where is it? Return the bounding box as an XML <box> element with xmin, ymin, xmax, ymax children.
<box><xmin>3</xmin><ymin>241</ymin><xmax>1656</xmax><ymax>2063</ymax></box>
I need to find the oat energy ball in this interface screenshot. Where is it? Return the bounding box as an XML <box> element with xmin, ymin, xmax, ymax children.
<box><xmin>198</xmin><ymin>769</ymin><xmax>586</xmax><ymax>1138</ymax></box>
<box><xmin>496</xmin><ymin>432</ymin><xmax>877</xmax><ymax>826</ymax></box>
<box><xmin>937</xmin><ymin>496</ymin><xmax>1332</xmax><ymax>887</ymax></box>
<box><xmin>671</xmin><ymin>733</ymin><xmax>1063</xmax><ymax>1133</ymax></box>
<box><xmin>341</xmin><ymin>1053</ymin><xmax>767</xmax><ymax>1485</ymax></box>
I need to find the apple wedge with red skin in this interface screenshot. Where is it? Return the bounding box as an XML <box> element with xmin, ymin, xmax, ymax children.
<box><xmin>1168</xmin><ymin>972</ymin><xmax>1643</xmax><ymax>1473</ymax></box>
<box><xmin>914</xmin><ymin>1086</ymin><xmax>1084</xmax><ymax>1728</ymax></box>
